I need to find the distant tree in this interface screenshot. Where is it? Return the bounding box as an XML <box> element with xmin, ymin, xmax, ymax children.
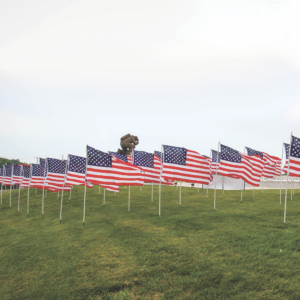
<box><xmin>0</xmin><ymin>157</ymin><xmax>25</xmax><ymax>167</ymax></box>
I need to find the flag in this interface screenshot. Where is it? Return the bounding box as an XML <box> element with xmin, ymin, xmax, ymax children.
<box><xmin>64</xmin><ymin>154</ymin><xmax>93</xmax><ymax>188</ymax></box>
<box><xmin>86</xmin><ymin>145</ymin><xmax>144</xmax><ymax>190</ymax></box>
<box><xmin>202</xmin><ymin>155</ymin><xmax>213</xmax><ymax>181</ymax></box>
<box><xmin>287</xmin><ymin>135</ymin><xmax>300</xmax><ymax>177</ymax></box>
<box><xmin>108</xmin><ymin>152</ymin><xmax>132</xmax><ymax>164</ymax></box>
<box><xmin>282</xmin><ymin>143</ymin><xmax>290</xmax><ymax>174</ymax></box>
<box><xmin>44</xmin><ymin>158</ymin><xmax>71</xmax><ymax>192</ymax></box>
<box><xmin>12</xmin><ymin>164</ymin><xmax>22</xmax><ymax>185</ymax></box>
<box><xmin>211</xmin><ymin>150</ymin><xmax>220</xmax><ymax>174</ymax></box>
<box><xmin>3</xmin><ymin>164</ymin><xmax>13</xmax><ymax>185</ymax></box>
<box><xmin>39</xmin><ymin>158</ymin><xmax>46</xmax><ymax>166</ymax></box>
<box><xmin>20</xmin><ymin>166</ymin><xmax>31</xmax><ymax>188</ymax></box>
<box><xmin>246</xmin><ymin>147</ymin><xmax>281</xmax><ymax>178</ymax></box>
<box><xmin>218</xmin><ymin>144</ymin><xmax>264</xmax><ymax>186</ymax></box>
<box><xmin>30</xmin><ymin>163</ymin><xmax>46</xmax><ymax>189</ymax></box>
<box><xmin>161</xmin><ymin>145</ymin><xmax>212</xmax><ymax>185</ymax></box>
<box><xmin>133</xmin><ymin>150</ymin><xmax>160</xmax><ymax>183</ymax></box>
<box><xmin>0</xmin><ymin>166</ymin><xmax>4</xmax><ymax>184</ymax></box>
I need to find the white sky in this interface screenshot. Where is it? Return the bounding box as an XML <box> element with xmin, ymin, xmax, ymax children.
<box><xmin>0</xmin><ymin>0</ymin><xmax>300</xmax><ymax>163</ymax></box>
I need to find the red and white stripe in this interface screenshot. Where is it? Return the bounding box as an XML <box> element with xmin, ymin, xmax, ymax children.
<box><xmin>162</xmin><ymin>149</ymin><xmax>212</xmax><ymax>185</ymax></box>
<box><xmin>218</xmin><ymin>153</ymin><xmax>264</xmax><ymax>186</ymax></box>
<box><xmin>20</xmin><ymin>177</ymin><xmax>31</xmax><ymax>188</ymax></box>
<box><xmin>86</xmin><ymin>156</ymin><xmax>144</xmax><ymax>189</ymax></box>
<box><xmin>288</xmin><ymin>156</ymin><xmax>300</xmax><ymax>177</ymax></box>
<box><xmin>12</xmin><ymin>165</ymin><xmax>22</xmax><ymax>185</ymax></box>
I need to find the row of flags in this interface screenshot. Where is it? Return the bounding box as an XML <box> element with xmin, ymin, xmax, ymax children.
<box><xmin>0</xmin><ymin>135</ymin><xmax>300</xmax><ymax>193</ymax></box>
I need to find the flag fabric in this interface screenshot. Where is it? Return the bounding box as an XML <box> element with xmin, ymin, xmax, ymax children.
<box><xmin>20</xmin><ymin>166</ymin><xmax>31</xmax><ymax>188</ymax></box>
<box><xmin>246</xmin><ymin>147</ymin><xmax>281</xmax><ymax>178</ymax></box>
<box><xmin>0</xmin><ymin>166</ymin><xmax>4</xmax><ymax>184</ymax></box>
<box><xmin>39</xmin><ymin>158</ymin><xmax>46</xmax><ymax>166</ymax></box>
<box><xmin>86</xmin><ymin>146</ymin><xmax>144</xmax><ymax>190</ymax></box>
<box><xmin>12</xmin><ymin>164</ymin><xmax>22</xmax><ymax>185</ymax></box>
<box><xmin>154</xmin><ymin>151</ymin><xmax>162</xmax><ymax>161</ymax></box>
<box><xmin>161</xmin><ymin>145</ymin><xmax>212</xmax><ymax>185</ymax></box>
<box><xmin>283</xmin><ymin>143</ymin><xmax>290</xmax><ymax>174</ymax></box>
<box><xmin>133</xmin><ymin>150</ymin><xmax>160</xmax><ymax>183</ymax></box>
<box><xmin>153</xmin><ymin>153</ymin><xmax>175</xmax><ymax>186</ymax></box>
<box><xmin>287</xmin><ymin>135</ymin><xmax>300</xmax><ymax>177</ymax></box>
<box><xmin>3</xmin><ymin>164</ymin><xmax>13</xmax><ymax>185</ymax></box>
<box><xmin>30</xmin><ymin>163</ymin><xmax>46</xmax><ymax>189</ymax></box>
<box><xmin>218</xmin><ymin>144</ymin><xmax>264</xmax><ymax>186</ymax></box>
<box><xmin>64</xmin><ymin>154</ymin><xmax>93</xmax><ymax>188</ymax></box>
<box><xmin>109</xmin><ymin>152</ymin><xmax>132</xmax><ymax>164</ymax></box>
<box><xmin>44</xmin><ymin>158</ymin><xmax>71</xmax><ymax>192</ymax></box>
<box><xmin>202</xmin><ymin>155</ymin><xmax>213</xmax><ymax>181</ymax></box>
<box><xmin>211</xmin><ymin>150</ymin><xmax>220</xmax><ymax>174</ymax></box>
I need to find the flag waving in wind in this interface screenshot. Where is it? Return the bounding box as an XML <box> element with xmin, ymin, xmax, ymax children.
<box><xmin>246</xmin><ymin>147</ymin><xmax>281</xmax><ymax>178</ymax></box>
<box><xmin>161</xmin><ymin>145</ymin><xmax>212</xmax><ymax>185</ymax></box>
<box><xmin>287</xmin><ymin>135</ymin><xmax>300</xmax><ymax>177</ymax></box>
<box><xmin>109</xmin><ymin>151</ymin><xmax>132</xmax><ymax>164</ymax></box>
<box><xmin>282</xmin><ymin>143</ymin><xmax>290</xmax><ymax>174</ymax></box>
<box><xmin>218</xmin><ymin>144</ymin><xmax>264</xmax><ymax>186</ymax></box>
<box><xmin>211</xmin><ymin>150</ymin><xmax>220</xmax><ymax>174</ymax></box>
<box><xmin>12</xmin><ymin>164</ymin><xmax>22</xmax><ymax>185</ymax></box>
<box><xmin>86</xmin><ymin>146</ymin><xmax>144</xmax><ymax>189</ymax></box>
<box><xmin>20</xmin><ymin>166</ymin><xmax>31</xmax><ymax>188</ymax></box>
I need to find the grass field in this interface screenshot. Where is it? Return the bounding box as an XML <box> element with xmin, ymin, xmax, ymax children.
<box><xmin>0</xmin><ymin>185</ymin><xmax>300</xmax><ymax>300</ymax></box>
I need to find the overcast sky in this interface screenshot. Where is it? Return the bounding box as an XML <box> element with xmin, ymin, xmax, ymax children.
<box><xmin>0</xmin><ymin>0</ymin><xmax>299</xmax><ymax>163</ymax></box>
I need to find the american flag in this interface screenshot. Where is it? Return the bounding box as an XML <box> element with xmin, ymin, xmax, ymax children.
<box><xmin>109</xmin><ymin>152</ymin><xmax>132</xmax><ymax>164</ymax></box>
<box><xmin>39</xmin><ymin>158</ymin><xmax>46</xmax><ymax>166</ymax></box>
<box><xmin>86</xmin><ymin>145</ymin><xmax>144</xmax><ymax>189</ymax></box>
<box><xmin>12</xmin><ymin>164</ymin><xmax>22</xmax><ymax>184</ymax></box>
<box><xmin>202</xmin><ymin>155</ymin><xmax>213</xmax><ymax>181</ymax></box>
<box><xmin>161</xmin><ymin>145</ymin><xmax>212</xmax><ymax>185</ymax></box>
<box><xmin>0</xmin><ymin>166</ymin><xmax>4</xmax><ymax>184</ymax></box>
<box><xmin>30</xmin><ymin>163</ymin><xmax>46</xmax><ymax>189</ymax></box>
<box><xmin>287</xmin><ymin>135</ymin><xmax>300</xmax><ymax>177</ymax></box>
<box><xmin>133</xmin><ymin>150</ymin><xmax>160</xmax><ymax>183</ymax></box>
<box><xmin>211</xmin><ymin>150</ymin><xmax>220</xmax><ymax>174</ymax></box>
<box><xmin>3</xmin><ymin>164</ymin><xmax>13</xmax><ymax>185</ymax></box>
<box><xmin>154</xmin><ymin>151</ymin><xmax>163</xmax><ymax>161</ymax></box>
<box><xmin>218</xmin><ymin>144</ymin><xmax>264</xmax><ymax>186</ymax></box>
<box><xmin>20</xmin><ymin>166</ymin><xmax>31</xmax><ymax>188</ymax></box>
<box><xmin>44</xmin><ymin>158</ymin><xmax>71</xmax><ymax>192</ymax></box>
<box><xmin>64</xmin><ymin>154</ymin><xmax>93</xmax><ymax>188</ymax></box>
<box><xmin>246</xmin><ymin>147</ymin><xmax>281</xmax><ymax>178</ymax></box>
<box><xmin>282</xmin><ymin>143</ymin><xmax>290</xmax><ymax>174</ymax></box>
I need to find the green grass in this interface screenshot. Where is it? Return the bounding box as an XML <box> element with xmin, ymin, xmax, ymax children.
<box><xmin>0</xmin><ymin>185</ymin><xmax>300</xmax><ymax>300</ymax></box>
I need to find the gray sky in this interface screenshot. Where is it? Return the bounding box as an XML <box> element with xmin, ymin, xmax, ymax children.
<box><xmin>0</xmin><ymin>0</ymin><xmax>299</xmax><ymax>163</ymax></box>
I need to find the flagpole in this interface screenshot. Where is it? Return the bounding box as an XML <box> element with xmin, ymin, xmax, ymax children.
<box><xmin>214</xmin><ymin>142</ymin><xmax>220</xmax><ymax>210</ymax></box>
<box><xmin>18</xmin><ymin>168</ymin><xmax>21</xmax><ymax>212</ymax></box>
<box><xmin>59</xmin><ymin>156</ymin><xmax>68</xmax><ymax>224</ymax></box>
<box><xmin>10</xmin><ymin>182</ymin><xmax>12</xmax><ymax>209</ymax></box>
<box><xmin>159</xmin><ymin>145</ymin><xmax>163</xmax><ymax>216</ymax></box>
<box><xmin>103</xmin><ymin>188</ymin><xmax>105</xmax><ymax>206</ymax></box>
<box><xmin>83</xmin><ymin>145</ymin><xmax>88</xmax><ymax>227</ymax></box>
<box><xmin>284</xmin><ymin>133</ymin><xmax>293</xmax><ymax>224</ymax></box>
<box><xmin>291</xmin><ymin>177</ymin><xmax>293</xmax><ymax>200</ymax></box>
<box><xmin>151</xmin><ymin>183</ymin><xmax>153</xmax><ymax>202</ymax></box>
<box><xmin>27</xmin><ymin>165</ymin><xmax>31</xmax><ymax>216</ymax></box>
<box><xmin>241</xmin><ymin>147</ymin><xmax>246</xmax><ymax>202</ymax></box>
<box><xmin>42</xmin><ymin>158</ymin><xmax>47</xmax><ymax>218</ymax></box>
<box><xmin>280</xmin><ymin>143</ymin><xmax>284</xmax><ymax>205</ymax></box>
<box><xmin>128</xmin><ymin>186</ymin><xmax>130</xmax><ymax>211</ymax></box>
<box><xmin>179</xmin><ymin>181</ymin><xmax>181</xmax><ymax>206</ymax></box>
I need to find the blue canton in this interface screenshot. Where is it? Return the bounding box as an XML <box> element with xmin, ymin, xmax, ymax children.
<box><xmin>220</xmin><ymin>145</ymin><xmax>241</xmax><ymax>163</ymax></box>
<box><xmin>22</xmin><ymin>166</ymin><xmax>30</xmax><ymax>178</ymax></box>
<box><xmin>32</xmin><ymin>164</ymin><xmax>45</xmax><ymax>177</ymax></box>
<box><xmin>154</xmin><ymin>151</ymin><xmax>162</xmax><ymax>160</ymax></box>
<box><xmin>245</xmin><ymin>147</ymin><xmax>263</xmax><ymax>159</ymax></box>
<box><xmin>133</xmin><ymin>151</ymin><xmax>154</xmax><ymax>168</ymax></box>
<box><xmin>40</xmin><ymin>158</ymin><xmax>46</xmax><ymax>166</ymax></box>
<box><xmin>202</xmin><ymin>155</ymin><xmax>210</xmax><ymax>158</ymax></box>
<box><xmin>69</xmin><ymin>155</ymin><xmax>86</xmax><ymax>174</ymax></box>
<box><xmin>284</xmin><ymin>143</ymin><xmax>290</xmax><ymax>159</ymax></box>
<box><xmin>108</xmin><ymin>151</ymin><xmax>128</xmax><ymax>163</ymax></box>
<box><xmin>211</xmin><ymin>150</ymin><xmax>221</xmax><ymax>163</ymax></box>
<box><xmin>291</xmin><ymin>136</ymin><xmax>300</xmax><ymax>158</ymax></box>
<box><xmin>163</xmin><ymin>145</ymin><xmax>187</xmax><ymax>166</ymax></box>
<box><xmin>13</xmin><ymin>164</ymin><xmax>22</xmax><ymax>176</ymax></box>
<box><xmin>47</xmin><ymin>158</ymin><xmax>67</xmax><ymax>174</ymax></box>
<box><xmin>5</xmin><ymin>164</ymin><xmax>12</xmax><ymax>177</ymax></box>
<box><xmin>87</xmin><ymin>146</ymin><xmax>112</xmax><ymax>167</ymax></box>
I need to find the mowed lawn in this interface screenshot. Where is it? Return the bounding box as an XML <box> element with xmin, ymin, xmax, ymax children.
<box><xmin>1</xmin><ymin>185</ymin><xmax>300</xmax><ymax>300</ymax></box>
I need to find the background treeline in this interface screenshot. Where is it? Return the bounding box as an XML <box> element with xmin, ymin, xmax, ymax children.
<box><xmin>0</xmin><ymin>157</ymin><xmax>26</xmax><ymax>167</ymax></box>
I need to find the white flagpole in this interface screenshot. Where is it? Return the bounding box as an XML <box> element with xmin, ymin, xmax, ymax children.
<box><xmin>179</xmin><ymin>181</ymin><xmax>181</xmax><ymax>205</ymax></box>
<box><xmin>103</xmin><ymin>188</ymin><xmax>105</xmax><ymax>206</ymax></box>
<box><xmin>241</xmin><ymin>147</ymin><xmax>246</xmax><ymax>202</ymax></box>
<box><xmin>151</xmin><ymin>183</ymin><xmax>153</xmax><ymax>202</ymax></box>
<box><xmin>280</xmin><ymin>143</ymin><xmax>284</xmax><ymax>205</ymax></box>
<box><xmin>291</xmin><ymin>177</ymin><xmax>293</xmax><ymax>200</ymax></box>
<box><xmin>35</xmin><ymin>158</ymin><xmax>38</xmax><ymax>195</ymax></box>
<box><xmin>18</xmin><ymin>174</ymin><xmax>21</xmax><ymax>212</ymax></box>
<box><xmin>59</xmin><ymin>156</ymin><xmax>68</xmax><ymax>224</ymax></box>
<box><xmin>159</xmin><ymin>145</ymin><xmax>163</xmax><ymax>216</ymax></box>
<box><xmin>83</xmin><ymin>145</ymin><xmax>88</xmax><ymax>227</ymax></box>
<box><xmin>42</xmin><ymin>158</ymin><xmax>47</xmax><ymax>218</ymax></box>
<box><xmin>128</xmin><ymin>186</ymin><xmax>130</xmax><ymax>211</ymax></box>
<box><xmin>27</xmin><ymin>165</ymin><xmax>32</xmax><ymax>216</ymax></box>
<box><xmin>213</xmin><ymin>142</ymin><xmax>220</xmax><ymax>210</ymax></box>
<box><xmin>284</xmin><ymin>133</ymin><xmax>293</xmax><ymax>224</ymax></box>
<box><xmin>10</xmin><ymin>182</ymin><xmax>12</xmax><ymax>209</ymax></box>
